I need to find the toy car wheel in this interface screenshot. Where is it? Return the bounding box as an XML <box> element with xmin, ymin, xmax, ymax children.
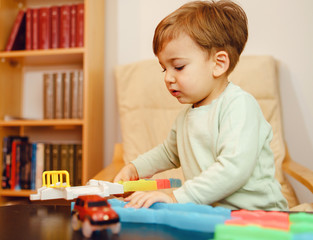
<box><xmin>82</xmin><ymin>219</ymin><xmax>93</xmax><ymax>238</ymax></box>
<box><xmin>110</xmin><ymin>222</ymin><xmax>121</xmax><ymax>234</ymax></box>
<box><xmin>71</xmin><ymin>212</ymin><xmax>81</xmax><ymax>231</ymax></box>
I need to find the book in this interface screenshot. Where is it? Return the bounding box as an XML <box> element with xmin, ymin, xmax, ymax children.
<box><xmin>70</xmin><ymin>71</ymin><xmax>79</xmax><ymax>119</ymax></box>
<box><xmin>5</xmin><ymin>10</ymin><xmax>26</xmax><ymax>51</ymax></box>
<box><xmin>31</xmin><ymin>143</ymin><xmax>37</xmax><ymax>190</ymax></box>
<box><xmin>76</xmin><ymin>3</ymin><xmax>84</xmax><ymax>47</ymax></box>
<box><xmin>59</xmin><ymin>5</ymin><xmax>71</xmax><ymax>48</ymax></box>
<box><xmin>11</xmin><ymin>140</ymin><xmax>21</xmax><ymax>190</ymax></box>
<box><xmin>68</xmin><ymin>144</ymin><xmax>75</xmax><ymax>185</ymax></box>
<box><xmin>35</xmin><ymin>143</ymin><xmax>44</xmax><ymax>189</ymax></box>
<box><xmin>51</xmin><ymin>6</ymin><xmax>60</xmax><ymax>49</ymax></box>
<box><xmin>19</xmin><ymin>142</ymin><xmax>32</xmax><ymax>190</ymax></box>
<box><xmin>25</xmin><ymin>9</ymin><xmax>32</xmax><ymax>50</ymax></box>
<box><xmin>43</xmin><ymin>73</ymin><xmax>54</xmax><ymax>119</ymax></box>
<box><xmin>39</xmin><ymin>7</ymin><xmax>51</xmax><ymax>49</ymax></box>
<box><xmin>32</xmin><ymin>8</ymin><xmax>39</xmax><ymax>50</ymax></box>
<box><xmin>62</xmin><ymin>72</ymin><xmax>71</xmax><ymax>119</ymax></box>
<box><xmin>1</xmin><ymin>137</ymin><xmax>9</xmax><ymax>189</ymax></box>
<box><xmin>75</xmin><ymin>144</ymin><xmax>82</xmax><ymax>186</ymax></box>
<box><xmin>60</xmin><ymin>144</ymin><xmax>69</xmax><ymax>172</ymax></box>
<box><xmin>51</xmin><ymin>144</ymin><xmax>60</xmax><ymax>170</ymax></box>
<box><xmin>54</xmin><ymin>72</ymin><xmax>63</xmax><ymax>119</ymax></box>
<box><xmin>70</xmin><ymin>5</ymin><xmax>77</xmax><ymax>48</ymax></box>
<box><xmin>77</xmin><ymin>70</ymin><xmax>84</xmax><ymax>119</ymax></box>
<box><xmin>44</xmin><ymin>144</ymin><xmax>52</xmax><ymax>171</ymax></box>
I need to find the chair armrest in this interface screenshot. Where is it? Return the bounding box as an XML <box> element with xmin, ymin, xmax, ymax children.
<box><xmin>282</xmin><ymin>145</ymin><xmax>313</xmax><ymax>193</ymax></box>
<box><xmin>92</xmin><ymin>143</ymin><xmax>125</xmax><ymax>181</ymax></box>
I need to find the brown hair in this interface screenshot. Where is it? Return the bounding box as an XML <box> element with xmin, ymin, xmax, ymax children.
<box><xmin>153</xmin><ymin>0</ymin><xmax>248</xmax><ymax>75</ymax></box>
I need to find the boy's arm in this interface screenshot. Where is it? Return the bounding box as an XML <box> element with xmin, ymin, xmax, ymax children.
<box><xmin>131</xmin><ymin>137</ymin><xmax>180</xmax><ymax>178</ymax></box>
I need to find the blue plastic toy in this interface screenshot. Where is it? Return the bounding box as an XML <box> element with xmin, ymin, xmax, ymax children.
<box><xmin>108</xmin><ymin>198</ymin><xmax>231</xmax><ymax>233</ymax></box>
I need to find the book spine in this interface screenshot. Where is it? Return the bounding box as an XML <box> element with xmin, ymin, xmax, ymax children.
<box><xmin>31</xmin><ymin>143</ymin><xmax>37</xmax><ymax>190</ymax></box>
<box><xmin>35</xmin><ymin>143</ymin><xmax>44</xmax><ymax>189</ymax></box>
<box><xmin>62</xmin><ymin>72</ymin><xmax>71</xmax><ymax>119</ymax></box>
<box><xmin>13</xmin><ymin>142</ymin><xmax>22</xmax><ymax>190</ymax></box>
<box><xmin>70</xmin><ymin>5</ymin><xmax>77</xmax><ymax>48</ymax></box>
<box><xmin>51</xmin><ymin>6</ymin><xmax>60</xmax><ymax>49</ymax></box>
<box><xmin>10</xmin><ymin>140</ymin><xmax>20</xmax><ymax>190</ymax></box>
<box><xmin>76</xmin><ymin>3</ymin><xmax>84</xmax><ymax>47</ymax></box>
<box><xmin>68</xmin><ymin>144</ymin><xmax>75</xmax><ymax>186</ymax></box>
<box><xmin>70</xmin><ymin>71</ymin><xmax>79</xmax><ymax>119</ymax></box>
<box><xmin>26</xmin><ymin>143</ymin><xmax>32</xmax><ymax>189</ymax></box>
<box><xmin>1</xmin><ymin>137</ymin><xmax>9</xmax><ymax>189</ymax></box>
<box><xmin>59</xmin><ymin>5</ymin><xmax>71</xmax><ymax>48</ymax></box>
<box><xmin>25</xmin><ymin>9</ymin><xmax>32</xmax><ymax>50</ymax></box>
<box><xmin>54</xmin><ymin>72</ymin><xmax>63</xmax><ymax>119</ymax></box>
<box><xmin>77</xmin><ymin>70</ymin><xmax>84</xmax><ymax>119</ymax></box>
<box><xmin>75</xmin><ymin>144</ymin><xmax>82</xmax><ymax>186</ymax></box>
<box><xmin>60</xmin><ymin>144</ymin><xmax>69</xmax><ymax>173</ymax></box>
<box><xmin>39</xmin><ymin>7</ymin><xmax>51</xmax><ymax>49</ymax></box>
<box><xmin>32</xmin><ymin>8</ymin><xmax>39</xmax><ymax>50</ymax></box>
<box><xmin>51</xmin><ymin>144</ymin><xmax>60</xmax><ymax>170</ymax></box>
<box><xmin>43</xmin><ymin>73</ymin><xmax>55</xmax><ymax>119</ymax></box>
<box><xmin>5</xmin><ymin>10</ymin><xmax>25</xmax><ymax>51</ymax></box>
<box><xmin>20</xmin><ymin>143</ymin><xmax>32</xmax><ymax>190</ymax></box>
<box><xmin>44</xmin><ymin>144</ymin><xmax>52</xmax><ymax>171</ymax></box>
<box><xmin>5</xmin><ymin>138</ymin><xmax>13</xmax><ymax>189</ymax></box>
<box><xmin>12</xmin><ymin>14</ymin><xmax>26</xmax><ymax>51</ymax></box>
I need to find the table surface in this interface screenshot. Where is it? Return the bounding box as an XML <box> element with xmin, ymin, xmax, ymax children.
<box><xmin>0</xmin><ymin>204</ymin><xmax>214</xmax><ymax>240</ymax></box>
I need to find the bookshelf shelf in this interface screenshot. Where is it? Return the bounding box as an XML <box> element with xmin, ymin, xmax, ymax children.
<box><xmin>0</xmin><ymin>189</ymin><xmax>36</xmax><ymax>197</ymax></box>
<box><xmin>0</xmin><ymin>48</ymin><xmax>84</xmax><ymax>66</ymax></box>
<box><xmin>0</xmin><ymin>0</ymin><xmax>105</xmax><ymax>203</ymax></box>
<box><xmin>0</xmin><ymin>47</ymin><xmax>84</xmax><ymax>58</ymax></box>
<box><xmin>0</xmin><ymin>119</ymin><xmax>84</xmax><ymax>127</ymax></box>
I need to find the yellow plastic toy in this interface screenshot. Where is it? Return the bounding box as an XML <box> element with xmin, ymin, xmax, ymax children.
<box><xmin>42</xmin><ymin>170</ymin><xmax>71</xmax><ymax>188</ymax></box>
<box><xmin>119</xmin><ymin>179</ymin><xmax>158</xmax><ymax>192</ymax></box>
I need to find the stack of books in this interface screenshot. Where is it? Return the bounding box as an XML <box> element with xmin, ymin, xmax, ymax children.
<box><xmin>1</xmin><ymin>136</ymin><xmax>82</xmax><ymax>190</ymax></box>
<box><xmin>43</xmin><ymin>70</ymin><xmax>84</xmax><ymax>120</ymax></box>
<box><xmin>5</xmin><ymin>3</ymin><xmax>84</xmax><ymax>51</ymax></box>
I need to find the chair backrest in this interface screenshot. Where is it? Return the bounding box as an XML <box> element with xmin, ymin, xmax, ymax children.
<box><xmin>115</xmin><ymin>56</ymin><xmax>298</xmax><ymax>207</ymax></box>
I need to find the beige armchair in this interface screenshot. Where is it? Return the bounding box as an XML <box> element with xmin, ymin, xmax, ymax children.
<box><xmin>94</xmin><ymin>56</ymin><xmax>313</xmax><ymax>211</ymax></box>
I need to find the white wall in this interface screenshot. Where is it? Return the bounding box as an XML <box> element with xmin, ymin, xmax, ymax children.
<box><xmin>104</xmin><ymin>0</ymin><xmax>313</xmax><ymax>204</ymax></box>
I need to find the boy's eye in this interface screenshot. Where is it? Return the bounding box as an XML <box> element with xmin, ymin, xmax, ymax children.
<box><xmin>162</xmin><ymin>68</ymin><xmax>166</xmax><ymax>73</ymax></box>
<box><xmin>175</xmin><ymin>66</ymin><xmax>184</xmax><ymax>71</ymax></box>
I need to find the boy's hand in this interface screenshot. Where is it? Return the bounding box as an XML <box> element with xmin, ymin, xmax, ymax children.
<box><xmin>124</xmin><ymin>191</ymin><xmax>177</xmax><ymax>208</ymax></box>
<box><xmin>113</xmin><ymin>163</ymin><xmax>139</xmax><ymax>183</ymax></box>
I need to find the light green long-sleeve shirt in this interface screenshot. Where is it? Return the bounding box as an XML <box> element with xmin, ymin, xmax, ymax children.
<box><xmin>132</xmin><ymin>82</ymin><xmax>288</xmax><ymax>210</ymax></box>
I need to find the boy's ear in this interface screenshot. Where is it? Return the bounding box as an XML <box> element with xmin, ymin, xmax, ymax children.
<box><xmin>213</xmin><ymin>51</ymin><xmax>230</xmax><ymax>78</ymax></box>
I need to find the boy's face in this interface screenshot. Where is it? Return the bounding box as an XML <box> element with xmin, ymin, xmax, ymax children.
<box><xmin>157</xmin><ymin>33</ymin><xmax>227</xmax><ymax>108</ymax></box>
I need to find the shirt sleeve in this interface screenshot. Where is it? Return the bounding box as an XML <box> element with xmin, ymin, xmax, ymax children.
<box><xmin>173</xmin><ymin>94</ymin><xmax>272</xmax><ymax>205</ymax></box>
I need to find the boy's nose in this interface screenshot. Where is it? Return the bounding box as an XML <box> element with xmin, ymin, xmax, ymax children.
<box><xmin>164</xmin><ymin>71</ymin><xmax>175</xmax><ymax>83</ymax></box>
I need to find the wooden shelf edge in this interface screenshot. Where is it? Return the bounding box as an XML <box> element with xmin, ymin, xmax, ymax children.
<box><xmin>0</xmin><ymin>48</ymin><xmax>85</xmax><ymax>58</ymax></box>
<box><xmin>0</xmin><ymin>119</ymin><xmax>84</xmax><ymax>127</ymax></box>
<box><xmin>0</xmin><ymin>189</ymin><xmax>36</xmax><ymax>197</ymax></box>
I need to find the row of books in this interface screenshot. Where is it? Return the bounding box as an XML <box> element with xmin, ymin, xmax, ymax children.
<box><xmin>1</xmin><ymin>136</ymin><xmax>82</xmax><ymax>190</ymax></box>
<box><xmin>5</xmin><ymin>3</ymin><xmax>84</xmax><ymax>51</ymax></box>
<box><xmin>44</xmin><ymin>70</ymin><xmax>83</xmax><ymax>119</ymax></box>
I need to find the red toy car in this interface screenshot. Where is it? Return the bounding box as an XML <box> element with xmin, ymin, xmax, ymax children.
<box><xmin>71</xmin><ymin>195</ymin><xmax>120</xmax><ymax>237</ymax></box>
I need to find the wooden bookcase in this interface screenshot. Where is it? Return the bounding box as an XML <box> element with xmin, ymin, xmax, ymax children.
<box><xmin>0</xmin><ymin>0</ymin><xmax>105</xmax><ymax>203</ymax></box>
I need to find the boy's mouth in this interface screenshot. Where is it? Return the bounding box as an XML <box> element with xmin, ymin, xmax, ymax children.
<box><xmin>170</xmin><ymin>89</ymin><xmax>180</xmax><ymax>97</ymax></box>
